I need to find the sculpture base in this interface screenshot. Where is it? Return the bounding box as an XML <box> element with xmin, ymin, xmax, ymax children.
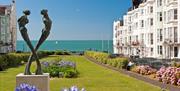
<box><xmin>16</xmin><ymin>73</ymin><xmax>49</xmax><ymax>91</ymax></box>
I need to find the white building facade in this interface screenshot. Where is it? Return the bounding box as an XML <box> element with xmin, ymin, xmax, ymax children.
<box><xmin>113</xmin><ymin>0</ymin><xmax>180</xmax><ymax>59</ymax></box>
<box><xmin>0</xmin><ymin>0</ymin><xmax>17</xmax><ymax>53</ymax></box>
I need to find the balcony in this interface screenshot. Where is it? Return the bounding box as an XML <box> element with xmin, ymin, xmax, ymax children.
<box><xmin>131</xmin><ymin>41</ymin><xmax>140</xmax><ymax>46</ymax></box>
<box><xmin>163</xmin><ymin>39</ymin><xmax>180</xmax><ymax>46</ymax></box>
<box><xmin>167</xmin><ymin>0</ymin><xmax>177</xmax><ymax>6</ymax></box>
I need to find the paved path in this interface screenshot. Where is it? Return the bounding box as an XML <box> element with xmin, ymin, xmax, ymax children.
<box><xmin>85</xmin><ymin>56</ymin><xmax>180</xmax><ymax>91</ymax></box>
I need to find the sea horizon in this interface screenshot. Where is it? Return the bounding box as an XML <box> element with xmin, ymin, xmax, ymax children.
<box><xmin>16</xmin><ymin>40</ymin><xmax>113</xmax><ymax>53</ymax></box>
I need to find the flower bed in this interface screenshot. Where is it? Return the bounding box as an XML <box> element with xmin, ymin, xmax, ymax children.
<box><xmin>156</xmin><ymin>67</ymin><xmax>180</xmax><ymax>86</ymax></box>
<box><xmin>131</xmin><ymin>65</ymin><xmax>180</xmax><ymax>87</ymax></box>
<box><xmin>41</xmin><ymin>60</ymin><xmax>78</xmax><ymax>78</ymax></box>
<box><xmin>131</xmin><ymin>65</ymin><xmax>157</xmax><ymax>75</ymax></box>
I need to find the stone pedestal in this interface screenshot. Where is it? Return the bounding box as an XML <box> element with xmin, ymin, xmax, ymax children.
<box><xmin>16</xmin><ymin>73</ymin><xmax>49</xmax><ymax>91</ymax></box>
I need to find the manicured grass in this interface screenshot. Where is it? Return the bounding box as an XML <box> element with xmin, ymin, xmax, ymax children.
<box><xmin>0</xmin><ymin>55</ymin><xmax>163</xmax><ymax>91</ymax></box>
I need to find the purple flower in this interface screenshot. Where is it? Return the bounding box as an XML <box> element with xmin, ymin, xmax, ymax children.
<box><xmin>41</xmin><ymin>62</ymin><xmax>49</xmax><ymax>67</ymax></box>
<box><xmin>61</xmin><ymin>86</ymin><xmax>86</xmax><ymax>91</ymax></box>
<box><xmin>15</xmin><ymin>83</ymin><xmax>38</xmax><ymax>91</ymax></box>
<box><xmin>58</xmin><ymin>61</ymin><xmax>76</xmax><ymax>68</ymax></box>
<box><xmin>70</xmin><ymin>86</ymin><xmax>78</xmax><ymax>91</ymax></box>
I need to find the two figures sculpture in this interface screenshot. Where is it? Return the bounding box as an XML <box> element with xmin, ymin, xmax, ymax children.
<box><xmin>18</xmin><ymin>9</ymin><xmax>52</xmax><ymax>75</ymax></box>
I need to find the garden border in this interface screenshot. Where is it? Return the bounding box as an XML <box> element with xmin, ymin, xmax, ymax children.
<box><xmin>85</xmin><ymin>56</ymin><xmax>180</xmax><ymax>91</ymax></box>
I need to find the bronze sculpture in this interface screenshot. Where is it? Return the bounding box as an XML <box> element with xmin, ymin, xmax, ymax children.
<box><xmin>18</xmin><ymin>9</ymin><xmax>52</xmax><ymax>75</ymax></box>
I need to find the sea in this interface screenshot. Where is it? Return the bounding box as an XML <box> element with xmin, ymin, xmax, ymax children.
<box><xmin>16</xmin><ymin>40</ymin><xmax>113</xmax><ymax>53</ymax></box>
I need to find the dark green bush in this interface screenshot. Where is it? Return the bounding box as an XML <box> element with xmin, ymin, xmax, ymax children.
<box><xmin>0</xmin><ymin>55</ymin><xmax>8</xmax><ymax>70</ymax></box>
<box><xmin>64</xmin><ymin>68</ymin><xmax>78</xmax><ymax>78</ymax></box>
<box><xmin>55</xmin><ymin>50</ymin><xmax>71</xmax><ymax>55</ymax></box>
<box><xmin>55</xmin><ymin>50</ymin><xmax>64</xmax><ymax>55</ymax></box>
<box><xmin>38</xmin><ymin>51</ymin><xmax>53</xmax><ymax>57</ymax></box>
<box><xmin>6</xmin><ymin>53</ymin><xmax>30</xmax><ymax>67</ymax></box>
<box><xmin>63</xmin><ymin>51</ymin><xmax>71</xmax><ymax>55</ymax></box>
<box><xmin>0</xmin><ymin>50</ymin><xmax>72</xmax><ymax>71</ymax></box>
<box><xmin>0</xmin><ymin>52</ymin><xmax>49</xmax><ymax>71</ymax></box>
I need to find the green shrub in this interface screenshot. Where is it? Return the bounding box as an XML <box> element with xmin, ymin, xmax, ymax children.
<box><xmin>0</xmin><ymin>55</ymin><xmax>8</xmax><ymax>70</ymax></box>
<box><xmin>6</xmin><ymin>53</ymin><xmax>29</xmax><ymax>67</ymax></box>
<box><xmin>38</xmin><ymin>51</ymin><xmax>54</xmax><ymax>57</ymax></box>
<box><xmin>42</xmin><ymin>61</ymin><xmax>78</xmax><ymax>78</ymax></box>
<box><xmin>85</xmin><ymin>51</ymin><xmax>128</xmax><ymax>69</ymax></box>
<box><xmin>64</xmin><ymin>68</ymin><xmax>78</xmax><ymax>78</ymax></box>
<box><xmin>48</xmin><ymin>65</ymin><xmax>60</xmax><ymax>77</ymax></box>
<box><xmin>63</xmin><ymin>51</ymin><xmax>71</xmax><ymax>55</ymax></box>
<box><xmin>55</xmin><ymin>50</ymin><xmax>64</xmax><ymax>55</ymax></box>
<box><xmin>171</xmin><ymin>61</ymin><xmax>180</xmax><ymax>68</ymax></box>
<box><xmin>55</xmin><ymin>50</ymin><xmax>71</xmax><ymax>55</ymax></box>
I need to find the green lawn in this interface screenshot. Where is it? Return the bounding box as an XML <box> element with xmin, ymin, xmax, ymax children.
<box><xmin>0</xmin><ymin>55</ymin><xmax>162</xmax><ymax>91</ymax></box>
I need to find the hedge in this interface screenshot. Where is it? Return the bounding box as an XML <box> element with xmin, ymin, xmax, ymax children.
<box><xmin>0</xmin><ymin>53</ymin><xmax>29</xmax><ymax>70</ymax></box>
<box><xmin>0</xmin><ymin>51</ymin><xmax>55</xmax><ymax>71</ymax></box>
<box><xmin>85</xmin><ymin>51</ymin><xmax>128</xmax><ymax>69</ymax></box>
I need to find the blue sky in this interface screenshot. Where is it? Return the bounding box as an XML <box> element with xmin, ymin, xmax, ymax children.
<box><xmin>1</xmin><ymin>0</ymin><xmax>131</xmax><ymax>40</ymax></box>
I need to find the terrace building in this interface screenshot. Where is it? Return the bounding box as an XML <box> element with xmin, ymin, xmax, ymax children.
<box><xmin>113</xmin><ymin>0</ymin><xmax>179</xmax><ymax>59</ymax></box>
<box><xmin>0</xmin><ymin>0</ymin><xmax>17</xmax><ymax>53</ymax></box>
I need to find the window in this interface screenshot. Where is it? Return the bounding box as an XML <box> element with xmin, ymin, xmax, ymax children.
<box><xmin>174</xmin><ymin>9</ymin><xmax>177</xmax><ymax>20</ymax></box>
<box><xmin>129</xmin><ymin>16</ymin><xmax>131</xmax><ymax>22</ymax></box>
<box><xmin>174</xmin><ymin>27</ymin><xmax>178</xmax><ymax>42</ymax></box>
<box><xmin>150</xmin><ymin>18</ymin><xmax>153</xmax><ymax>26</ymax></box>
<box><xmin>160</xmin><ymin>12</ymin><xmax>163</xmax><ymax>21</ymax></box>
<box><xmin>157</xmin><ymin>29</ymin><xmax>163</xmax><ymax>42</ymax></box>
<box><xmin>168</xmin><ymin>9</ymin><xmax>178</xmax><ymax>22</ymax></box>
<box><xmin>174</xmin><ymin>47</ymin><xmax>178</xmax><ymax>57</ymax></box>
<box><xmin>150</xmin><ymin>33</ymin><xmax>153</xmax><ymax>45</ymax></box>
<box><xmin>141</xmin><ymin>20</ymin><xmax>144</xmax><ymax>27</ymax></box>
<box><xmin>158</xmin><ymin>46</ymin><xmax>163</xmax><ymax>55</ymax></box>
<box><xmin>141</xmin><ymin>34</ymin><xmax>144</xmax><ymax>43</ymax></box>
<box><xmin>151</xmin><ymin>48</ymin><xmax>153</xmax><ymax>52</ymax></box>
<box><xmin>157</xmin><ymin>12</ymin><xmax>163</xmax><ymax>22</ymax></box>
<box><xmin>129</xmin><ymin>26</ymin><xmax>132</xmax><ymax>32</ymax></box>
<box><xmin>160</xmin><ymin>46</ymin><xmax>162</xmax><ymax>55</ymax></box>
<box><xmin>151</xmin><ymin>48</ymin><xmax>153</xmax><ymax>56</ymax></box>
<box><xmin>150</xmin><ymin>6</ymin><xmax>153</xmax><ymax>13</ymax></box>
<box><xmin>160</xmin><ymin>29</ymin><xmax>163</xmax><ymax>41</ymax></box>
<box><xmin>157</xmin><ymin>0</ymin><xmax>162</xmax><ymax>7</ymax></box>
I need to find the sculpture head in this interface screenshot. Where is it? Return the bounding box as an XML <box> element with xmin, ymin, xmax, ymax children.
<box><xmin>41</xmin><ymin>9</ymin><xmax>48</xmax><ymax>15</ymax></box>
<box><xmin>23</xmin><ymin>10</ymin><xmax>31</xmax><ymax>15</ymax></box>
